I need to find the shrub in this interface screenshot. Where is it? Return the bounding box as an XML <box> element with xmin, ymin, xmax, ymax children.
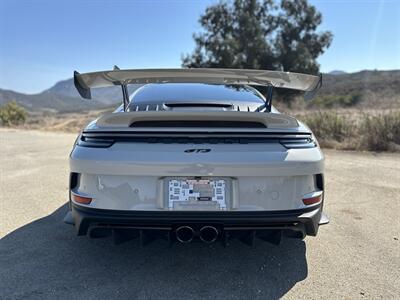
<box><xmin>359</xmin><ymin>112</ymin><xmax>400</xmax><ymax>151</ymax></box>
<box><xmin>301</xmin><ymin>111</ymin><xmax>354</xmax><ymax>142</ymax></box>
<box><xmin>309</xmin><ymin>93</ymin><xmax>362</xmax><ymax>108</ymax></box>
<box><xmin>0</xmin><ymin>101</ymin><xmax>27</xmax><ymax>126</ymax></box>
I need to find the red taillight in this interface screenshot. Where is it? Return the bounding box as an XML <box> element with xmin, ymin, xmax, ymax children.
<box><xmin>71</xmin><ymin>192</ymin><xmax>92</xmax><ymax>204</ymax></box>
<box><xmin>302</xmin><ymin>192</ymin><xmax>322</xmax><ymax>205</ymax></box>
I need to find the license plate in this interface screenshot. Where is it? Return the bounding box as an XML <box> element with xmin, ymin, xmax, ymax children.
<box><xmin>168</xmin><ymin>178</ymin><xmax>226</xmax><ymax>210</ymax></box>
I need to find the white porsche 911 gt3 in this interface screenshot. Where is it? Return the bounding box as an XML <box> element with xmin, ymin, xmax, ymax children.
<box><xmin>64</xmin><ymin>68</ymin><xmax>329</xmax><ymax>245</ymax></box>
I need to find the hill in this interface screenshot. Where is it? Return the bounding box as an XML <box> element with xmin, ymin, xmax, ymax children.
<box><xmin>42</xmin><ymin>78</ymin><xmax>140</xmax><ymax>105</ymax></box>
<box><xmin>316</xmin><ymin>70</ymin><xmax>400</xmax><ymax>108</ymax></box>
<box><xmin>328</xmin><ymin>70</ymin><xmax>347</xmax><ymax>75</ymax></box>
<box><xmin>0</xmin><ymin>88</ymin><xmax>104</xmax><ymax>113</ymax></box>
<box><xmin>0</xmin><ymin>79</ymin><xmax>140</xmax><ymax>113</ymax></box>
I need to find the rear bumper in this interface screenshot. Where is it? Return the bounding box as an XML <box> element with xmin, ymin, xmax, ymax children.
<box><xmin>70</xmin><ymin>202</ymin><xmax>326</xmax><ymax>239</ymax></box>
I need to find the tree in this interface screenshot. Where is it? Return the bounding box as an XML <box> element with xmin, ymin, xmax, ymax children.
<box><xmin>274</xmin><ymin>0</ymin><xmax>333</xmax><ymax>74</ymax></box>
<box><xmin>182</xmin><ymin>0</ymin><xmax>278</xmax><ymax>70</ymax></box>
<box><xmin>182</xmin><ymin>0</ymin><xmax>333</xmax><ymax>101</ymax></box>
<box><xmin>0</xmin><ymin>101</ymin><xmax>27</xmax><ymax>126</ymax></box>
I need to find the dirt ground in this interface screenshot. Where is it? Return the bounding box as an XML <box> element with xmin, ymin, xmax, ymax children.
<box><xmin>0</xmin><ymin>129</ymin><xmax>399</xmax><ymax>299</ymax></box>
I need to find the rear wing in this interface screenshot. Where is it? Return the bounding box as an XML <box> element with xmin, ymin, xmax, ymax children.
<box><xmin>74</xmin><ymin>68</ymin><xmax>322</xmax><ymax>110</ymax></box>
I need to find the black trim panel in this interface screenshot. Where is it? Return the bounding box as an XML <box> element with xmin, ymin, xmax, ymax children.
<box><xmin>83</xmin><ymin>131</ymin><xmax>311</xmax><ymax>137</ymax></box>
<box><xmin>73</xmin><ymin>203</ymin><xmax>320</xmax><ymax>217</ymax></box>
<box><xmin>71</xmin><ymin>203</ymin><xmax>322</xmax><ymax>237</ymax></box>
<box><xmin>130</xmin><ymin>120</ymin><xmax>267</xmax><ymax>128</ymax></box>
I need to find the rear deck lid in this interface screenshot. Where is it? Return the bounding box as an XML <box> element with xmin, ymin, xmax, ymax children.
<box><xmin>90</xmin><ymin>111</ymin><xmax>299</xmax><ymax>132</ymax></box>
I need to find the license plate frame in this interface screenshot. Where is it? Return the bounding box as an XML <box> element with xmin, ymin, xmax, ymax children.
<box><xmin>166</xmin><ymin>177</ymin><xmax>228</xmax><ymax>210</ymax></box>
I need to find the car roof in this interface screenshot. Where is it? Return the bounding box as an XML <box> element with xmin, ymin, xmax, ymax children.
<box><xmin>129</xmin><ymin>83</ymin><xmax>266</xmax><ymax>105</ymax></box>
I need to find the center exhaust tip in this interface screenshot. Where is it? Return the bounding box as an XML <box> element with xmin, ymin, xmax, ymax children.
<box><xmin>175</xmin><ymin>226</ymin><xmax>195</xmax><ymax>243</ymax></box>
<box><xmin>199</xmin><ymin>226</ymin><xmax>219</xmax><ymax>243</ymax></box>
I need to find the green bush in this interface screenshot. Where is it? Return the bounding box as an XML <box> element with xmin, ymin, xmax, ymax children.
<box><xmin>359</xmin><ymin>112</ymin><xmax>400</xmax><ymax>151</ymax></box>
<box><xmin>301</xmin><ymin>112</ymin><xmax>354</xmax><ymax>142</ymax></box>
<box><xmin>0</xmin><ymin>101</ymin><xmax>27</xmax><ymax>126</ymax></box>
<box><xmin>309</xmin><ymin>93</ymin><xmax>362</xmax><ymax>108</ymax></box>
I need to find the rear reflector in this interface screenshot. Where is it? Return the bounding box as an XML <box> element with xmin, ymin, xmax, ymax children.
<box><xmin>302</xmin><ymin>193</ymin><xmax>322</xmax><ymax>205</ymax></box>
<box><xmin>71</xmin><ymin>193</ymin><xmax>92</xmax><ymax>204</ymax></box>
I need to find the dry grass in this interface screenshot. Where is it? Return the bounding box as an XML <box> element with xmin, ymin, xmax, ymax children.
<box><xmin>301</xmin><ymin>112</ymin><xmax>353</xmax><ymax>142</ymax></box>
<box><xmin>359</xmin><ymin>112</ymin><xmax>400</xmax><ymax>151</ymax></box>
<box><xmin>20</xmin><ymin>108</ymin><xmax>114</xmax><ymax>133</ymax></box>
<box><xmin>298</xmin><ymin>110</ymin><xmax>400</xmax><ymax>152</ymax></box>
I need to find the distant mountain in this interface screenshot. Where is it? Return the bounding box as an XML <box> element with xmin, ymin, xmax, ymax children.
<box><xmin>42</xmin><ymin>78</ymin><xmax>140</xmax><ymax>105</ymax></box>
<box><xmin>0</xmin><ymin>79</ymin><xmax>141</xmax><ymax>113</ymax></box>
<box><xmin>1</xmin><ymin>69</ymin><xmax>399</xmax><ymax>112</ymax></box>
<box><xmin>328</xmin><ymin>70</ymin><xmax>347</xmax><ymax>75</ymax></box>
<box><xmin>317</xmin><ymin>70</ymin><xmax>400</xmax><ymax>108</ymax></box>
<box><xmin>0</xmin><ymin>88</ymin><xmax>104</xmax><ymax>113</ymax></box>
<box><xmin>321</xmin><ymin>70</ymin><xmax>400</xmax><ymax>95</ymax></box>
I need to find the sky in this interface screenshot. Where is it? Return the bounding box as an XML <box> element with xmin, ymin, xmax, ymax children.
<box><xmin>0</xmin><ymin>0</ymin><xmax>399</xmax><ymax>94</ymax></box>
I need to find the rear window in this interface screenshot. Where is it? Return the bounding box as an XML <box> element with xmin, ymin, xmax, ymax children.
<box><xmin>128</xmin><ymin>83</ymin><xmax>265</xmax><ymax>107</ymax></box>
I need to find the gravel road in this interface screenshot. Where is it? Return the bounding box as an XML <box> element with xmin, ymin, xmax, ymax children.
<box><xmin>1</xmin><ymin>129</ymin><xmax>399</xmax><ymax>299</ymax></box>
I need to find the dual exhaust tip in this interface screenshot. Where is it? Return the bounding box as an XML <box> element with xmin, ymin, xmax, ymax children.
<box><xmin>175</xmin><ymin>225</ymin><xmax>219</xmax><ymax>244</ymax></box>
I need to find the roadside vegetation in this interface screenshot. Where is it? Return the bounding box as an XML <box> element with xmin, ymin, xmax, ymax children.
<box><xmin>308</xmin><ymin>93</ymin><xmax>362</xmax><ymax>108</ymax></box>
<box><xmin>299</xmin><ymin>111</ymin><xmax>400</xmax><ymax>152</ymax></box>
<box><xmin>0</xmin><ymin>101</ymin><xmax>27</xmax><ymax>126</ymax></box>
<box><xmin>359</xmin><ymin>112</ymin><xmax>400</xmax><ymax>151</ymax></box>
